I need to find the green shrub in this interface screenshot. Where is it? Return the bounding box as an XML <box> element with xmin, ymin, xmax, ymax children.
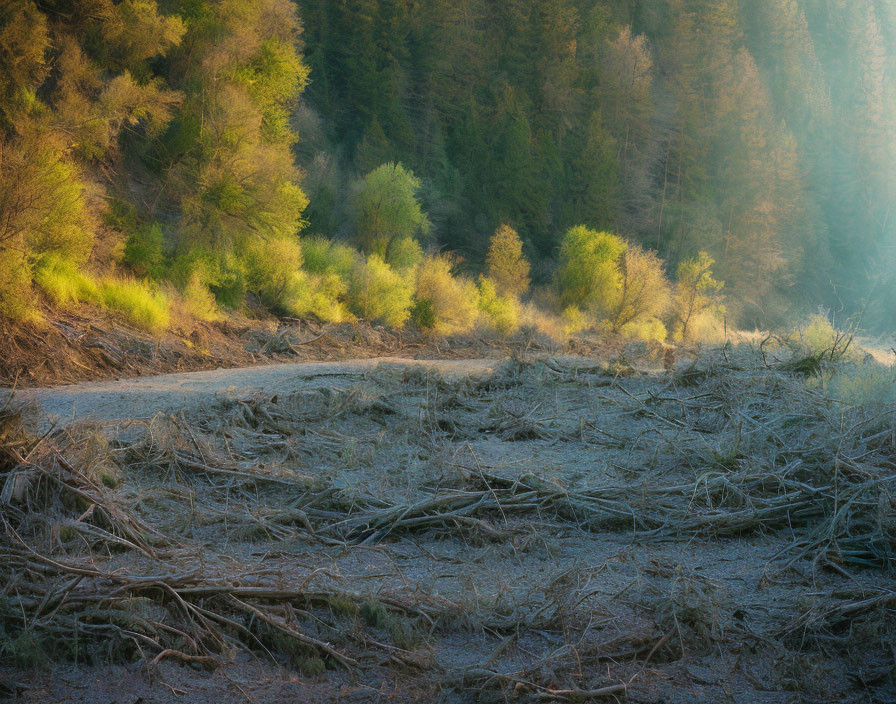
<box><xmin>348</xmin><ymin>254</ymin><xmax>413</xmax><ymax>327</ymax></box>
<box><xmin>683</xmin><ymin>310</ymin><xmax>726</xmax><ymax>344</ymax></box>
<box><xmin>281</xmin><ymin>270</ymin><xmax>352</xmax><ymax>322</ymax></box>
<box><xmin>204</xmin><ymin>253</ymin><xmax>248</xmax><ymax>310</ymax></box>
<box><xmin>386</xmin><ymin>236</ymin><xmax>423</xmax><ymax>271</ymax></box>
<box><xmin>0</xmin><ymin>249</ymin><xmax>37</xmax><ymax>321</ymax></box>
<box><xmin>556</xmin><ymin>226</ymin><xmax>625</xmax><ymax>313</ymax></box>
<box><xmin>620</xmin><ymin>316</ymin><xmax>667</xmax><ymax>343</ymax></box>
<box><xmin>518</xmin><ymin>301</ymin><xmax>567</xmax><ymax>340</ymax></box>
<box><xmin>349</xmin><ymin>162</ymin><xmax>430</xmax><ymax>256</ymax></box>
<box><xmin>788</xmin><ymin>314</ymin><xmax>862</xmax><ymax>363</ymax></box>
<box><xmin>780</xmin><ymin>315</ymin><xmax>867</xmax><ymax>376</ymax></box>
<box><xmin>100</xmin><ymin>278</ymin><xmax>170</xmax><ymax>332</ymax></box>
<box><xmin>477</xmin><ymin>276</ymin><xmax>520</xmax><ymax>335</ymax></box>
<box><xmin>607</xmin><ymin>245</ymin><xmax>671</xmax><ymax>335</ymax></box>
<box><xmin>0</xmin><ymin>138</ymin><xmax>94</xmax><ymax>322</ymax></box>
<box><xmin>243</xmin><ymin>236</ymin><xmax>304</xmax><ymax>312</ymax></box>
<box><xmin>673</xmin><ymin>252</ymin><xmax>725</xmax><ymax>341</ymax></box>
<box><xmin>410</xmin><ymin>297</ymin><xmax>436</xmax><ymax>330</ymax></box>
<box><xmin>307</xmin><ymin>274</ymin><xmax>352</xmax><ymax>322</ymax></box>
<box><xmin>562</xmin><ymin>306</ymin><xmax>594</xmax><ymax>336</ymax></box>
<box><xmin>412</xmin><ymin>255</ymin><xmax>479</xmax><ymax>335</ymax></box>
<box><xmin>301</xmin><ymin>236</ymin><xmax>357</xmax><ymax>278</ymax></box>
<box><xmin>165</xmin><ymin>250</ymin><xmax>224</xmax><ymax>321</ymax></box>
<box><xmin>557</xmin><ymin>227</ymin><xmax>671</xmax><ymax>339</ymax></box>
<box><xmin>32</xmin><ymin>255</ymin><xmax>101</xmax><ymax>307</ymax></box>
<box><xmin>0</xmin><ymin>138</ymin><xmax>94</xmax><ymax>264</ymax></box>
<box><xmin>13</xmin><ymin>254</ymin><xmax>172</xmax><ymax>332</ymax></box>
<box><xmin>178</xmin><ymin>272</ymin><xmax>220</xmax><ymax>322</ymax></box>
<box><xmin>278</xmin><ymin>237</ymin><xmax>357</xmax><ymax>321</ymax></box>
<box><xmin>123</xmin><ymin>223</ymin><xmax>165</xmax><ymax>277</ymax></box>
<box><xmin>801</xmin><ymin>315</ymin><xmax>838</xmax><ymax>354</ymax></box>
<box><xmin>166</xmin><ymin>248</ymin><xmax>247</xmax><ymax>310</ymax></box>
<box><xmin>166</xmin><ymin>250</ymin><xmax>204</xmax><ymax>288</ymax></box>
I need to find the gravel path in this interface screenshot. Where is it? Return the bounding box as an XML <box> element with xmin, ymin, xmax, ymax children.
<box><xmin>12</xmin><ymin>357</ymin><xmax>500</xmax><ymax>427</ymax></box>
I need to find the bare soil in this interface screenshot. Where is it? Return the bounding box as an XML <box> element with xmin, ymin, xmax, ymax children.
<box><xmin>13</xmin><ymin>357</ymin><xmax>501</xmax><ymax>429</ymax></box>
<box><xmin>0</xmin><ymin>309</ymin><xmax>612</xmax><ymax>389</ymax></box>
<box><xmin>2</xmin><ymin>349</ymin><xmax>894</xmax><ymax>703</ymax></box>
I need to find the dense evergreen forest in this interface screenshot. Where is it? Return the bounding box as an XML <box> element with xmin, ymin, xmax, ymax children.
<box><xmin>1</xmin><ymin>0</ymin><xmax>894</xmax><ymax>336</ymax></box>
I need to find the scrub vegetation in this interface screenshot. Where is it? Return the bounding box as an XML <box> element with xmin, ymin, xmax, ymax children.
<box><xmin>3</xmin><ymin>0</ymin><xmax>892</xmax><ymax>345</ymax></box>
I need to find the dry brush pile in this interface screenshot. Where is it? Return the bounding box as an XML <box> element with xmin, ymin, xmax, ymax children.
<box><xmin>2</xmin><ymin>351</ymin><xmax>895</xmax><ymax>701</ymax></box>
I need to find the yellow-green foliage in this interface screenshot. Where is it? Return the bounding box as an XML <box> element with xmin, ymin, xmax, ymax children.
<box><xmin>123</xmin><ymin>223</ymin><xmax>165</xmax><ymax>277</ymax></box>
<box><xmin>518</xmin><ymin>302</ymin><xmax>567</xmax><ymax>340</ymax></box>
<box><xmin>810</xmin><ymin>361</ymin><xmax>896</xmax><ymax>407</ymax></box>
<box><xmin>15</xmin><ymin>254</ymin><xmax>174</xmax><ymax>333</ymax></box>
<box><xmin>178</xmin><ymin>272</ymin><xmax>220</xmax><ymax>322</ymax></box>
<box><xmin>607</xmin><ymin>245</ymin><xmax>671</xmax><ymax>333</ymax></box>
<box><xmin>0</xmin><ymin>249</ymin><xmax>36</xmax><ymax>321</ymax></box>
<box><xmin>100</xmin><ymin>278</ymin><xmax>170</xmax><ymax>333</ymax></box>
<box><xmin>0</xmin><ymin>139</ymin><xmax>94</xmax><ymax>263</ymax></box>
<box><xmin>231</xmin><ymin>34</ymin><xmax>310</xmax><ymax>142</ymax></box>
<box><xmin>103</xmin><ymin>0</ymin><xmax>186</xmax><ymax>71</ymax></box>
<box><xmin>0</xmin><ymin>138</ymin><xmax>95</xmax><ymax>321</ymax></box>
<box><xmin>281</xmin><ymin>270</ymin><xmax>352</xmax><ymax>322</ymax></box>
<box><xmin>290</xmin><ymin>237</ymin><xmax>356</xmax><ymax>321</ymax></box>
<box><xmin>386</xmin><ymin>236</ymin><xmax>424</xmax><ymax>271</ymax></box>
<box><xmin>477</xmin><ymin>276</ymin><xmax>520</xmax><ymax>335</ymax></box>
<box><xmin>562</xmin><ymin>306</ymin><xmax>594</xmax><ymax>335</ymax></box>
<box><xmin>240</xmin><ymin>235</ymin><xmax>354</xmax><ymax>322</ymax></box>
<box><xmin>621</xmin><ymin>316</ymin><xmax>667</xmax><ymax>343</ymax></box>
<box><xmin>0</xmin><ymin>0</ymin><xmax>317</xmax><ymax>327</ymax></box>
<box><xmin>172</xmin><ymin>0</ymin><xmax>310</xmax><ymax>268</ymax></box>
<box><xmin>350</xmin><ymin>163</ymin><xmax>430</xmax><ymax>256</ymax></box>
<box><xmin>788</xmin><ymin>314</ymin><xmax>862</xmax><ymax>363</ymax></box>
<box><xmin>557</xmin><ymin>226</ymin><xmax>625</xmax><ymax>312</ymax></box>
<box><xmin>301</xmin><ymin>236</ymin><xmax>357</xmax><ymax>279</ymax></box>
<box><xmin>32</xmin><ymin>255</ymin><xmax>100</xmax><ymax>307</ymax></box>
<box><xmin>683</xmin><ymin>310</ymin><xmax>726</xmax><ymax>343</ymax></box>
<box><xmin>557</xmin><ymin>227</ymin><xmax>671</xmax><ymax>340</ymax></box>
<box><xmin>243</xmin><ymin>236</ymin><xmax>304</xmax><ymax>311</ymax></box>
<box><xmin>486</xmin><ymin>224</ymin><xmax>530</xmax><ymax>298</ymax></box>
<box><xmin>348</xmin><ymin>254</ymin><xmax>413</xmax><ymax>327</ymax></box>
<box><xmin>805</xmin><ymin>315</ymin><xmax>839</xmax><ymax>353</ymax></box>
<box><xmin>0</xmin><ymin>2</ymin><xmax>50</xmax><ymax>127</ymax></box>
<box><xmin>54</xmin><ymin>38</ymin><xmax>181</xmax><ymax>161</ymax></box>
<box><xmin>673</xmin><ymin>252</ymin><xmax>724</xmax><ymax>341</ymax></box>
<box><xmin>168</xmin><ymin>248</ymin><xmax>248</xmax><ymax>310</ymax></box>
<box><xmin>412</xmin><ymin>255</ymin><xmax>479</xmax><ymax>335</ymax></box>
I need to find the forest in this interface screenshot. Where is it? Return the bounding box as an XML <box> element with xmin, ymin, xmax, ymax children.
<box><xmin>5</xmin><ymin>3</ymin><xmax>896</xmax><ymax>702</ymax></box>
<box><xmin>1</xmin><ymin>0</ymin><xmax>894</xmax><ymax>339</ymax></box>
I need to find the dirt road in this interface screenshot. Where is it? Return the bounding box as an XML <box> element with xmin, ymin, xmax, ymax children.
<box><xmin>13</xmin><ymin>357</ymin><xmax>501</xmax><ymax>427</ymax></box>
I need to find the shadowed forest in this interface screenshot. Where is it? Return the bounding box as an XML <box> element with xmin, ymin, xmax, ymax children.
<box><xmin>2</xmin><ymin>0</ymin><xmax>895</xmax><ymax>341</ymax></box>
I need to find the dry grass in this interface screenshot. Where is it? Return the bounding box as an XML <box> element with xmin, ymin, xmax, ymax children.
<box><xmin>2</xmin><ymin>348</ymin><xmax>896</xmax><ymax>701</ymax></box>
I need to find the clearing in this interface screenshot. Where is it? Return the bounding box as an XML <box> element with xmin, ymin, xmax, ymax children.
<box><xmin>1</xmin><ymin>350</ymin><xmax>894</xmax><ymax>703</ymax></box>
<box><xmin>13</xmin><ymin>358</ymin><xmax>501</xmax><ymax>429</ymax></box>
